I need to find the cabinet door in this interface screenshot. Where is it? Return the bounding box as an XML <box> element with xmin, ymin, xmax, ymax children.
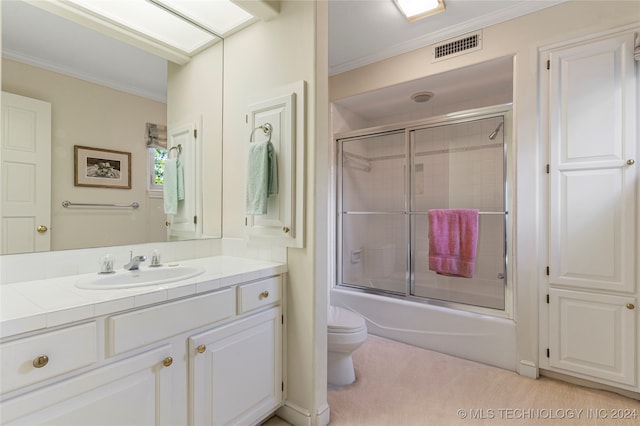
<box><xmin>548</xmin><ymin>32</ymin><xmax>636</xmax><ymax>293</ymax></box>
<box><xmin>549</xmin><ymin>289</ymin><xmax>636</xmax><ymax>386</ymax></box>
<box><xmin>190</xmin><ymin>307</ymin><xmax>282</xmax><ymax>426</ymax></box>
<box><xmin>1</xmin><ymin>345</ymin><xmax>174</xmax><ymax>425</ymax></box>
<box><xmin>245</xmin><ymin>81</ymin><xmax>305</xmax><ymax>248</ymax></box>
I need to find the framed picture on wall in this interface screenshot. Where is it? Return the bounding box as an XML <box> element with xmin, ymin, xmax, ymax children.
<box><xmin>74</xmin><ymin>145</ymin><xmax>132</xmax><ymax>189</ymax></box>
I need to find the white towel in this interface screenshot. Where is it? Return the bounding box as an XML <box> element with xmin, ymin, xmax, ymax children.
<box><xmin>163</xmin><ymin>158</ymin><xmax>178</xmax><ymax>214</ymax></box>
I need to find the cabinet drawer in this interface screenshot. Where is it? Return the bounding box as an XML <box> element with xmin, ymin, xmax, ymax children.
<box><xmin>108</xmin><ymin>288</ymin><xmax>234</xmax><ymax>356</ymax></box>
<box><xmin>0</xmin><ymin>322</ymin><xmax>97</xmax><ymax>394</ymax></box>
<box><xmin>237</xmin><ymin>276</ymin><xmax>282</xmax><ymax>314</ymax></box>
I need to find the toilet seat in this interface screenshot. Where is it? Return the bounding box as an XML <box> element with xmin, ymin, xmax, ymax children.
<box><xmin>328</xmin><ymin>306</ymin><xmax>366</xmax><ymax>333</ymax></box>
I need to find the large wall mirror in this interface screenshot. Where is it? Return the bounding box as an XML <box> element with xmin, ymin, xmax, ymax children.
<box><xmin>1</xmin><ymin>0</ymin><xmax>224</xmax><ymax>254</ymax></box>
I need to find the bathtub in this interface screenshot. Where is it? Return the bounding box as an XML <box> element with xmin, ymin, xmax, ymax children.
<box><xmin>330</xmin><ymin>287</ymin><xmax>517</xmax><ymax>371</ymax></box>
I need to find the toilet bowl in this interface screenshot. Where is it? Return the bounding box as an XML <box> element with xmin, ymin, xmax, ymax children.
<box><xmin>327</xmin><ymin>306</ymin><xmax>367</xmax><ymax>387</ymax></box>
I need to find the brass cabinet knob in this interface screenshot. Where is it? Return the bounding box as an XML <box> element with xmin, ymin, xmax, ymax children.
<box><xmin>36</xmin><ymin>225</ymin><xmax>48</xmax><ymax>233</ymax></box>
<box><xmin>197</xmin><ymin>344</ymin><xmax>206</xmax><ymax>354</ymax></box>
<box><xmin>627</xmin><ymin>159</ymin><xmax>635</xmax><ymax>165</ymax></box>
<box><xmin>162</xmin><ymin>357</ymin><xmax>173</xmax><ymax>367</ymax></box>
<box><xmin>259</xmin><ymin>290</ymin><xmax>270</xmax><ymax>300</ymax></box>
<box><xmin>282</xmin><ymin>226</ymin><xmax>290</xmax><ymax>234</ymax></box>
<box><xmin>33</xmin><ymin>355</ymin><xmax>49</xmax><ymax>368</ymax></box>
<box><xmin>626</xmin><ymin>303</ymin><xmax>635</xmax><ymax>310</ymax></box>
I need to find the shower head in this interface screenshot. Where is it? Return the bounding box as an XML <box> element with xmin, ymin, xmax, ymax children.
<box><xmin>489</xmin><ymin>122</ymin><xmax>503</xmax><ymax>140</ymax></box>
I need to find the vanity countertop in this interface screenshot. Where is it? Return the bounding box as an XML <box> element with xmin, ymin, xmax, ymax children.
<box><xmin>0</xmin><ymin>256</ymin><xmax>286</xmax><ymax>340</ymax></box>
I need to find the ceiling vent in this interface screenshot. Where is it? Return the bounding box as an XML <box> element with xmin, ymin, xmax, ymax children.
<box><xmin>432</xmin><ymin>31</ymin><xmax>482</xmax><ymax>62</ymax></box>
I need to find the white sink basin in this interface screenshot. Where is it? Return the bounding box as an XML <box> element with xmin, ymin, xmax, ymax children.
<box><xmin>76</xmin><ymin>266</ymin><xmax>205</xmax><ymax>290</ymax></box>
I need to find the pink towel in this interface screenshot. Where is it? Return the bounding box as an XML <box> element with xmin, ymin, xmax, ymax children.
<box><xmin>428</xmin><ymin>209</ymin><xmax>479</xmax><ymax>278</ymax></box>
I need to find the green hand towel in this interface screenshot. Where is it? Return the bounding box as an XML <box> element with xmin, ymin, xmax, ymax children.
<box><xmin>246</xmin><ymin>141</ymin><xmax>278</xmax><ymax>215</ymax></box>
<box><xmin>163</xmin><ymin>158</ymin><xmax>178</xmax><ymax>214</ymax></box>
<box><xmin>176</xmin><ymin>158</ymin><xmax>185</xmax><ymax>201</ymax></box>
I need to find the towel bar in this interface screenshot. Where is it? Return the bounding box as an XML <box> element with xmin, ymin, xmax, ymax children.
<box><xmin>342</xmin><ymin>211</ymin><xmax>508</xmax><ymax>215</ymax></box>
<box><xmin>62</xmin><ymin>200</ymin><xmax>140</xmax><ymax>209</ymax></box>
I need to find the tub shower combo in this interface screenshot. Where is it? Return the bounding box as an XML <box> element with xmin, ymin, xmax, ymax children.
<box><xmin>333</xmin><ymin>106</ymin><xmax>516</xmax><ymax>369</ymax></box>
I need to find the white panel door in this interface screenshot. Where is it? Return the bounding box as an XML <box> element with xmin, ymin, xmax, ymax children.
<box><xmin>1</xmin><ymin>92</ymin><xmax>51</xmax><ymax>254</ymax></box>
<box><xmin>548</xmin><ymin>33</ymin><xmax>636</xmax><ymax>293</ymax></box>
<box><xmin>549</xmin><ymin>289</ymin><xmax>636</xmax><ymax>386</ymax></box>
<box><xmin>244</xmin><ymin>80</ymin><xmax>306</xmax><ymax>248</ymax></box>
<box><xmin>246</xmin><ymin>93</ymin><xmax>297</xmax><ymax>243</ymax></box>
<box><xmin>166</xmin><ymin>121</ymin><xmax>201</xmax><ymax>241</ymax></box>
<box><xmin>190</xmin><ymin>307</ymin><xmax>282</xmax><ymax>426</ymax></box>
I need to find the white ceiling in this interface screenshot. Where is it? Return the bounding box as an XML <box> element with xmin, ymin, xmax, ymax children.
<box><xmin>2</xmin><ymin>0</ymin><xmax>168</xmax><ymax>102</ymax></box>
<box><xmin>328</xmin><ymin>0</ymin><xmax>566</xmax><ymax>76</ymax></box>
<box><xmin>2</xmin><ymin>0</ymin><xmax>566</xmax><ymax>115</ymax></box>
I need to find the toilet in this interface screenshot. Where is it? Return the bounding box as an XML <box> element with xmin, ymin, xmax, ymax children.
<box><xmin>327</xmin><ymin>306</ymin><xmax>367</xmax><ymax>387</ymax></box>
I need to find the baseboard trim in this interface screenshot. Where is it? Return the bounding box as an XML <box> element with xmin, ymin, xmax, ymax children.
<box><xmin>316</xmin><ymin>403</ymin><xmax>330</xmax><ymax>426</ymax></box>
<box><xmin>277</xmin><ymin>401</ymin><xmax>311</xmax><ymax>426</ymax></box>
<box><xmin>519</xmin><ymin>360</ymin><xmax>539</xmax><ymax>379</ymax></box>
<box><xmin>540</xmin><ymin>369</ymin><xmax>640</xmax><ymax>401</ymax></box>
<box><xmin>276</xmin><ymin>400</ymin><xmax>331</xmax><ymax>426</ymax></box>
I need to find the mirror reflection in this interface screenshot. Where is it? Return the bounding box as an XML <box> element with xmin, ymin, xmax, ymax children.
<box><xmin>1</xmin><ymin>0</ymin><xmax>223</xmax><ymax>254</ymax></box>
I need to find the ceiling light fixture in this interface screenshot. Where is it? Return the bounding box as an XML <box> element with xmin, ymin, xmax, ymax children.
<box><xmin>411</xmin><ymin>91</ymin><xmax>434</xmax><ymax>103</ymax></box>
<box><xmin>394</xmin><ymin>0</ymin><xmax>445</xmax><ymax>22</ymax></box>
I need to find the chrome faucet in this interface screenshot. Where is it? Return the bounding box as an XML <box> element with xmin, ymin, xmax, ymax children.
<box><xmin>124</xmin><ymin>251</ymin><xmax>146</xmax><ymax>270</ymax></box>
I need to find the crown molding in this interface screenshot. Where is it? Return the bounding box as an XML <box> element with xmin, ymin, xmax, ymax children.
<box><xmin>3</xmin><ymin>50</ymin><xmax>167</xmax><ymax>103</ymax></box>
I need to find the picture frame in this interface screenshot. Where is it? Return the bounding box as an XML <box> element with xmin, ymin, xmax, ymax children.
<box><xmin>74</xmin><ymin>145</ymin><xmax>131</xmax><ymax>189</ymax></box>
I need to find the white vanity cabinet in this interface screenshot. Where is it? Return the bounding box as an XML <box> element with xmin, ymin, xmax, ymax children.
<box><xmin>0</xmin><ymin>344</ymin><xmax>175</xmax><ymax>425</ymax></box>
<box><xmin>190</xmin><ymin>277</ymin><xmax>283</xmax><ymax>426</ymax></box>
<box><xmin>0</xmin><ymin>273</ymin><xmax>285</xmax><ymax>426</ymax></box>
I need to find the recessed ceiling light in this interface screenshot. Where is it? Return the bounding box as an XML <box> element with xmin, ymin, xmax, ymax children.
<box><xmin>411</xmin><ymin>91</ymin><xmax>434</xmax><ymax>103</ymax></box>
<box><xmin>394</xmin><ymin>0</ymin><xmax>446</xmax><ymax>22</ymax></box>
<box><xmin>152</xmin><ymin>0</ymin><xmax>254</xmax><ymax>36</ymax></box>
<box><xmin>64</xmin><ymin>0</ymin><xmax>254</xmax><ymax>55</ymax></box>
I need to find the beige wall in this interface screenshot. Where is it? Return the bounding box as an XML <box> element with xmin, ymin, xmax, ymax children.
<box><xmin>2</xmin><ymin>59</ymin><xmax>167</xmax><ymax>250</ymax></box>
<box><xmin>167</xmin><ymin>43</ymin><xmax>223</xmax><ymax>239</ymax></box>
<box><xmin>223</xmin><ymin>1</ymin><xmax>326</xmax><ymax>423</ymax></box>
<box><xmin>329</xmin><ymin>0</ymin><xmax>640</xmax><ymax>376</ymax></box>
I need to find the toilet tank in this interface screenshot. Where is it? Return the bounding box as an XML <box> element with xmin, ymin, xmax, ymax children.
<box><xmin>364</xmin><ymin>244</ymin><xmax>396</xmax><ymax>278</ymax></box>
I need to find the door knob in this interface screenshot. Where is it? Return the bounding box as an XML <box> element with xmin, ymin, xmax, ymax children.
<box><xmin>37</xmin><ymin>225</ymin><xmax>48</xmax><ymax>233</ymax></box>
<box><xmin>626</xmin><ymin>303</ymin><xmax>635</xmax><ymax>310</ymax></box>
<box><xmin>162</xmin><ymin>357</ymin><xmax>173</xmax><ymax>367</ymax></box>
<box><xmin>197</xmin><ymin>344</ymin><xmax>206</xmax><ymax>354</ymax></box>
<box><xmin>627</xmin><ymin>159</ymin><xmax>635</xmax><ymax>165</ymax></box>
<box><xmin>282</xmin><ymin>226</ymin><xmax>290</xmax><ymax>234</ymax></box>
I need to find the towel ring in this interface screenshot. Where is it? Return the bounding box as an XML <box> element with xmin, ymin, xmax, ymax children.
<box><xmin>169</xmin><ymin>144</ymin><xmax>182</xmax><ymax>157</ymax></box>
<box><xmin>250</xmin><ymin>123</ymin><xmax>272</xmax><ymax>143</ymax></box>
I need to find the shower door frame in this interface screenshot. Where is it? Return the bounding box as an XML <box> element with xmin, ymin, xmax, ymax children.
<box><xmin>336</xmin><ymin>104</ymin><xmax>514</xmax><ymax>319</ymax></box>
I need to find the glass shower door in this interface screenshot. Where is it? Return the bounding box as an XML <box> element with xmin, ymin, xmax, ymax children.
<box><xmin>339</xmin><ymin>131</ymin><xmax>408</xmax><ymax>294</ymax></box>
<box><xmin>410</xmin><ymin>117</ymin><xmax>507</xmax><ymax>310</ymax></box>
